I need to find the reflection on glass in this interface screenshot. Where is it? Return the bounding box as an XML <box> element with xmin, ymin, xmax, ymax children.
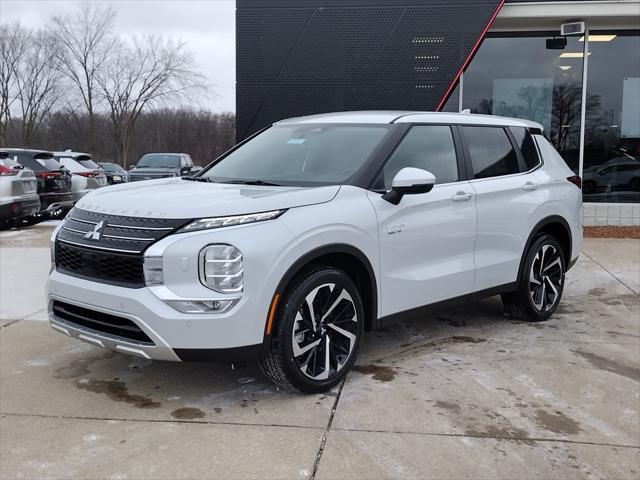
<box><xmin>583</xmin><ymin>32</ymin><xmax>640</xmax><ymax>203</ymax></box>
<box><xmin>462</xmin><ymin>34</ymin><xmax>585</xmax><ymax>174</ymax></box>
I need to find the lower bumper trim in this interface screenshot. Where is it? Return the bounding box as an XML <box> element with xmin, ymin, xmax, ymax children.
<box><xmin>174</xmin><ymin>344</ymin><xmax>264</xmax><ymax>363</ymax></box>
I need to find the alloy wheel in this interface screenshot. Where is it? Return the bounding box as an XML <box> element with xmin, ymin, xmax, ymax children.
<box><xmin>291</xmin><ymin>282</ymin><xmax>358</xmax><ymax>380</ymax></box>
<box><xmin>529</xmin><ymin>244</ymin><xmax>563</xmax><ymax>312</ymax></box>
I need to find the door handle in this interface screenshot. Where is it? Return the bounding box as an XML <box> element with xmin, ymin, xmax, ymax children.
<box><xmin>451</xmin><ymin>192</ymin><xmax>473</xmax><ymax>202</ymax></box>
<box><xmin>522</xmin><ymin>182</ymin><xmax>538</xmax><ymax>191</ymax></box>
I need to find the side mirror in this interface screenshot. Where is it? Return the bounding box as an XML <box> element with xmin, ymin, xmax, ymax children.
<box><xmin>382</xmin><ymin>167</ymin><xmax>436</xmax><ymax>205</ymax></box>
<box><xmin>128</xmin><ymin>165</ymin><xmax>135</xmax><ymax>170</ymax></box>
<box><xmin>180</xmin><ymin>166</ymin><xmax>192</xmax><ymax>176</ymax></box>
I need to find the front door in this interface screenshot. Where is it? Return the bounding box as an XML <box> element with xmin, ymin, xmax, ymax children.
<box><xmin>368</xmin><ymin>125</ymin><xmax>477</xmax><ymax>318</ymax></box>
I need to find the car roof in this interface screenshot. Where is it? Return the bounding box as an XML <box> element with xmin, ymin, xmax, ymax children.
<box><xmin>141</xmin><ymin>152</ymin><xmax>189</xmax><ymax>156</ymax></box>
<box><xmin>276</xmin><ymin>111</ymin><xmax>544</xmax><ymax>130</ymax></box>
<box><xmin>2</xmin><ymin>147</ymin><xmax>55</xmax><ymax>156</ymax></box>
<box><xmin>53</xmin><ymin>150</ymin><xmax>91</xmax><ymax>159</ymax></box>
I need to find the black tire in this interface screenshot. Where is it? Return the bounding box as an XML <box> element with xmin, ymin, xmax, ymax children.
<box><xmin>260</xmin><ymin>266</ymin><xmax>365</xmax><ymax>393</ymax></box>
<box><xmin>502</xmin><ymin>234</ymin><xmax>566</xmax><ymax>322</ymax></box>
<box><xmin>0</xmin><ymin>219</ymin><xmax>14</xmax><ymax>231</ymax></box>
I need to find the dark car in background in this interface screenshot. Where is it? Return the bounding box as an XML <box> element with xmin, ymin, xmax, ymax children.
<box><xmin>4</xmin><ymin>148</ymin><xmax>74</xmax><ymax>218</ymax></box>
<box><xmin>0</xmin><ymin>152</ymin><xmax>41</xmax><ymax>228</ymax></box>
<box><xmin>128</xmin><ymin>153</ymin><xmax>194</xmax><ymax>182</ymax></box>
<box><xmin>98</xmin><ymin>162</ymin><xmax>128</xmax><ymax>184</ymax></box>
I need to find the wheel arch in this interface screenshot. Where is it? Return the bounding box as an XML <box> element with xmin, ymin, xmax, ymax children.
<box><xmin>516</xmin><ymin>215</ymin><xmax>573</xmax><ymax>288</ymax></box>
<box><xmin>264</xmin><ymin>244</ymin><xmax>378</xmax><ymax>344</ymax></box>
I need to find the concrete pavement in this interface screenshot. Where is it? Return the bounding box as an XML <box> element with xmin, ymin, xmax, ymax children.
<box><xmin>0</xmin><ymin>224</ymin><xmax>638</xmax><ymax>479</ymax></box>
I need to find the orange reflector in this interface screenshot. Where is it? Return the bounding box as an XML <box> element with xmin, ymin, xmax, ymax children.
<box><xmin>266</xmin><ymin>293</ymin><xmax>280</xmax><ymax>335</ymax></box>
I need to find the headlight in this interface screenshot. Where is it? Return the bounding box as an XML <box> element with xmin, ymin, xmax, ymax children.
<box><xmin>180</xmin><ymin>209</ymin><xmax>286</xmax><ymax>233</ymax></box>
<box><xmin>199</xmin><ymin>244</ymin><xmax>243</xmax><ymax>293</ymax></box>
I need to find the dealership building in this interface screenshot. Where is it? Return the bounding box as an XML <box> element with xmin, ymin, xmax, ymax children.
<box><xmin>236</xmin><ymin>0</ymin><xmax>640</xmax><ymax>225</ymax></box>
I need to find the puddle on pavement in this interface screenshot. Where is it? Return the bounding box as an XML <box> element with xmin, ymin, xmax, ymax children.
<box><xmin>75</xmin><ymin>379</ymin><xmax>161</xmax><ymax>409</ymax></box>
<box><xmin>433</xmin><ymin>400</ymin><xmax>461</xmax><ymax>413</ymax></box>
<box><xmin>352</xmin><ymin>364</ymin><xmax>396</xmax><ymax>382</ymax></box>
<box><xmin>465</xmin><ymin>423</ymin><xmax>534</xmax><ymax>446</ymax></box>
<box><xmin>571</xmin><ymin>349</ymin><xmax>639</xmax><ymax>382</ymax></box>
<box><xmin>171</xmin><ymin>407</ymin><xmax>206</xmax><ymax>419</ymax></box>
<box><xmin>53</xmin><ymin>351</ymin><xmax>116</xmax><ymax>379</ymax></box>
<box><xmin>533</xmin><ymin>409</ymin><xmax>582</xmax><ymax>435</ymax></box>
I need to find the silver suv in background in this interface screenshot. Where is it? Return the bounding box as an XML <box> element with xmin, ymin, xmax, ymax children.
<box><xmin>0</xmin><ymin>153</ymin><xmax>40</xmax><ymax>229</ymax></box>
<box><xmin>53</xmin><ymin>151</ymin><xmax>108</xmax><ymax>202</ymax></box>
<box><xmin>128</xmin><ymin>153</ymin><xmax>194</xmax><ymax>182</ymax></box>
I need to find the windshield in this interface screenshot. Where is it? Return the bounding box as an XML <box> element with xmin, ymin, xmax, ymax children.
<box><xmin>100</xmin><ymin>162</ymin><xmax>124</xmax><ymax>173</ymax></box>
<box><xmin>136</xmin><ymin>154</ymin><xmax>181</xmax><ymax>168</ymax></box>
<box><xmin>201</xmin><ymin>124</ymin><xmax>391</xmax><ymax>186</ymax></box>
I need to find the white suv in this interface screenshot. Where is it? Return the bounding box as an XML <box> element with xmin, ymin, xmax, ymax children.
<box><xmin>47</xmin><ymin>112</ymin><xmax>582</xmax><ymax>393</ymax></box>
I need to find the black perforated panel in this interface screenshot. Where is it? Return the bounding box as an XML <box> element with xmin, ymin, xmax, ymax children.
<box><xmin>236</xmin><ymin>0</ymin><xmax>503</xmax><ymax>140</ymax></box>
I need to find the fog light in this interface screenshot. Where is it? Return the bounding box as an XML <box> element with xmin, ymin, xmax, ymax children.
<box><xmin>199</xmin><ymin>244</ymin><xmax>243</xmax><ymax>293</ymax></box>
<box><xmin>144</xmin><ymin>256</ymin><xmax>164</xmax><ymax>286</ymax></box>
<box><xmin>166</xmin><ymin>299</ymin><xmax>237</xmax><ymax>314</ymax></box>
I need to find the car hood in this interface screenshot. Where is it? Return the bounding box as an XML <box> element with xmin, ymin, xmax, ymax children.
<box><xmin>75</xmin><ymin>177</ymin><xmax>341</xmax><ymax>218</ymax></box>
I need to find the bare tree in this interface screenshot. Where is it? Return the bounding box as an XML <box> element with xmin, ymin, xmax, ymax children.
<box><xmin>13</xmin><ymin>31</ymin><xmax>64</xmax><ymax>145</ymax></box>
<box><xmin>52</xmin><ymin>2</ymin><xmax>116</xmax><ymax>151</ymax></box>
<box><xmin>98</xmin><ymin>35</ymin><xmax>205</xmax><ymax>166</ymax></box>
<box><xmin>0</xmin><ymin>22</ymin><xmax>28</xmax><ymax>145</ymax></box>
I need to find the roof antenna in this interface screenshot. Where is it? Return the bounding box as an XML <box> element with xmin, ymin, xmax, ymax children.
<box><xmin>460</xmin><ymin>109</ymin><xmax>471</xmax><ymax>114</ymax></box>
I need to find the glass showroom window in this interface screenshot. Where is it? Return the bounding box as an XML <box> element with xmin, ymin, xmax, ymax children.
<box><xmin>582</xmin><ymin>31</ymin><xmax>640</xmax><ymax>203</ymax></box>
<box><xmin>461</xmin><ymin>34</ymin><xmax>584</xmax><ymax>173</ymax></box>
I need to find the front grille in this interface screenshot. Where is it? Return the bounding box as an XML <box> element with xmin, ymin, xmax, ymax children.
<box><xmin>52</xmin><ymin>301</ymin><xmax>154</xmax><ymax>345</ymax></box>
<box><xmin>128</xmin><ymin>173</ymin><xmax>174</xmax><ymax>182</ymax></box>
<box><xmin>56</xmin><ymin>242</ymin><xmax>146</xmax><ymax>287</ymax></box>
<box><xmin>55</xmin><ymin>208</ymin><xmax>188</xmax><ymax>287</ymax></box>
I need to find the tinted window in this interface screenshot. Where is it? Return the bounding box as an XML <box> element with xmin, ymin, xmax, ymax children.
<box><xmin>462</xmin><ymin>127</ymin><xmax>519</xmax><ymax>179</ymax></box>
<box><xmin>203</xmin><ymin>124</ymin><xmax>391</xmax><ymax>186</ymax></box>
<box><xmin>378</xmin><ymin>125</ymin><xmax>458</xmax><ymax>189</ymax></box>
<box><xmin>510</xmin><ymin>127</ymin><xmax>540</xmax><ymax>171</ymax></box>
<box><xmin>137</xmin><ymin>154</ymin><xmax>182</xmax><ymax>168</ymax></box>
<box><xmin>76</xmin><ymin>157</ymin><xmax>99</xmax><ymax>169</ymax></box>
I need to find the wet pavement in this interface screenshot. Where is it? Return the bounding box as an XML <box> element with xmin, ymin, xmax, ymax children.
<box><xmin>1</xmin><ymin>225</ymin><xmax>638</xmax><ymax>479</ymax></box>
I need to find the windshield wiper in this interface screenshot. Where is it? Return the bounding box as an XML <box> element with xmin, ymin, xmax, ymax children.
<box><xmin>219</xmin><ymin>179</ymin><xmax>284</xmax><ymax>187</ymax></box>
<box><xmin>182</xmin><ymin>176</ymin><xmax>211</xmax><ymax>182</ymax></box>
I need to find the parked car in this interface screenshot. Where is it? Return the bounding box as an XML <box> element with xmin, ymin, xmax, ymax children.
<box><xmin>98</xmin><ymin>162</ymin><xmax>128</xmax><ymax>184</ymax></box>
<box><xmin>4</xmin><ymin>148</ymin><xmax>73</xmax><ymax>218</ymax></box>
<box><xmin>128</xmin><ymin>153</ymin><xmax>194</xmax><ymax>182</ymax></box>
<box><xmin>53</xmin><ymin>151</ymin><xmax>108</xmax><ymax>201</ymax></box>
<box><xmin>0</xmin><ymin>152</ymin><xmax>41</xmax><ymax>229</ymax></box>
<box><xmin>582</xmin><ymin>157</ymin><xmax>640</xmax><ymax>194</ymax></box>
<box><xmin>189</xmin><ymin>165</ymin><xmax>203</xmax><ymax>176</ymax></box>
<box><xmin>47</xmin><ymin>112</ymin><xmax>582</xmax><ymax>393</ymax></box>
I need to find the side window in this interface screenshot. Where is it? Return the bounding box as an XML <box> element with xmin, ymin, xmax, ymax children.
<box><xmin>510</xmin><ymin>126</ymin><xmax>541</xmax><ymax>171</ymax></box>
<box><xmin>462</xmin><ymin>126</ymin><xmax>519</xmax><ymax>179</ymax></box>
<box><xmin>378</xmin><ymin>125</ymin><xmax>458</xmax><ymax>189</ymax></box>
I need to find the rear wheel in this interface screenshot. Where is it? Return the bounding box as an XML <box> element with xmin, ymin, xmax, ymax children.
<box><xmin>260</xmin><ymin>267</ymin><xmax>364</xmax><ymax>393</ymax></box>
<box><xmin>502</xmin><ymin>234</ymin><xmax>565</xmax><ymax>322</ymax></box>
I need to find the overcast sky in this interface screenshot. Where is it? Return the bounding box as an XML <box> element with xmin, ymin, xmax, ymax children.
<box><xmin>0</xmin><ymin>0</ymin><xmax>236</xmax><ymax>112</ymax></box>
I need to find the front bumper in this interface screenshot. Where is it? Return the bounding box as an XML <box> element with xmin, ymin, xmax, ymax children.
<box><xmin>47</xmin><ymin>269</ymin><xmax>265</xmax><ymax>362</ymax></box>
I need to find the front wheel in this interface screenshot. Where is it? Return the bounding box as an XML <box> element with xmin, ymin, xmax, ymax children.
<box><xmin>260</xmin><ymin>267</ymin><xmax>364</xmax><ymax>393</ymax></box>
<box><xmin>502</xmin><ymin>234</ymin><xmax>566</xmax><ymax>322</ymax></box>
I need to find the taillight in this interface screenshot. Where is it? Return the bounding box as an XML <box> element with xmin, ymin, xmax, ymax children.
<box><xmin>567</xmin><ymin>175</ymin><xmax>582</xmax><ymax>189</ymax></box>
<box><xmin>75</xmin><ymin>171</ymin><xmax>99</xmax><ymax>177</ymax></box>
<box><xmin>36</xmin><ymin>171</ymin><xmax>62</xmax><ymax>179</ymax></box>
<box><xmin>0</xmin><ymin>164</ymin><xmax>18</xmax><ymax>176</ymax></box>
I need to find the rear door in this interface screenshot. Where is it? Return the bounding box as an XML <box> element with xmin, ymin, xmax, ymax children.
<box><xmin>368</xmin><ymin>124</ymin><xmax>477</xmax><ymax>317</ymax></box>
<box><xmin>461</xmin><ymin>125</ymin><xmax>542</xmax><ymax>291</ymax></box>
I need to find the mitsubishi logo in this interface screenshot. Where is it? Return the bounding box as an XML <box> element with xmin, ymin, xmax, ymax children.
<box><xmin>84</xmin><ymin>221</ymin><xmax>104</xmax><ymax>241</ymax></box>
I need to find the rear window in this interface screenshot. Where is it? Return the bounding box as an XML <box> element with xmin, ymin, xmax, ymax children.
<box><xmin>34</xmin><ymin>154</ymin><xmax>62</xmax><ymax>170</ymax></box>
<box><xmin>0</xmin><ymin>158</ymin><xmax>22</xmax><ymax>169</ymax></box>
<box><xmin>76</xmin><ymin>157</ymin><xmax>99</xmax><ymax>169</ymax></box>
<box><xmin>510</xmin><ymin>127</ymin><xmax>541</xmax><ymax>171</ymax></box>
